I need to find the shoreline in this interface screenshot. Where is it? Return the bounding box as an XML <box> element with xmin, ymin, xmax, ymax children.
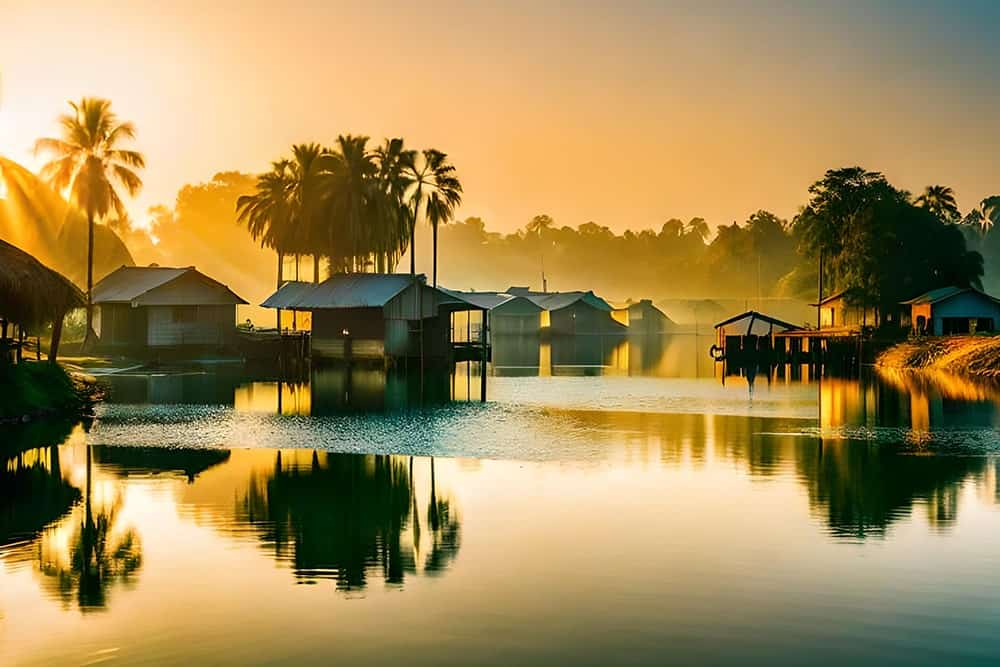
<box><xmin>875</xmin><ymin>336</ymin><xmax>1000</xmax><ymax>378</ymax></box>
<box><xmin>0</xmin><ymin>362</ymin><xmax>102</xmax><ymax>425</ymax></box>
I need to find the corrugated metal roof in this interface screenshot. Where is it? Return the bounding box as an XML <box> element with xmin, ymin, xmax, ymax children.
<box><xmin>261</xmin><ymin>273</ymin><xmax>422</xmax><ymax>310</ymax></box>
<box><xmin>92</xmin><ymin>266</ymin><xmax>188</xmax><ymax>303</ymax></box>
<box><xmin>92</xmin><ymin>265</ymin><xmax>248</xmax><ymax>306</ymax></box>
<box><xmin>530</xmin><ymin>291</ymin><xmax>613</xmax><ymax>312</ymax></box>
<box><xmin>440</xmin><ymin>289</ymin><xmax>510</xmax><ymax>310</ymax></box>
<box><xmin>503</xmin><ymin>286</ymin><xmax>613</xmax><ymax>312</ymax></box>
<box><xmin>714</xmin><ymin>310</ymin><xmax>799</xmax><ymax>333</ymax></box>
<box><xmin>439</xmin><ymin>288</ymin><xmax>544</xmax><ymax>312</ymax></box>
<box><xmin>899</xmin><ymin>286</ymin><xmax>999</xmax><ymax>305</ymax></box>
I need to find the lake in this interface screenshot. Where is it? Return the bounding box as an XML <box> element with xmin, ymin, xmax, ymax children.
<box><xmin>3</xmin><ymin>334</ymin><xmax>1000</xmax><ymax>666</ymax></box>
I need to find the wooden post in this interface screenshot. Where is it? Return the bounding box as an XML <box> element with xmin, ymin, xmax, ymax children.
<box><xmin>480</xmin><ymin>310</ymin><xmax>488</xmax><ymax>402</ymax></box>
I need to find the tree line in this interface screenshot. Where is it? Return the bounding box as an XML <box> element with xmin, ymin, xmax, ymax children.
<box><xmin>9</xmin><ymin>97</ymin><xmax>1000</xmax><ymax>332</ymax></box>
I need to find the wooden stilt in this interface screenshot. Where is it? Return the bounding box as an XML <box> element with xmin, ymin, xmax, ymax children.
<box><xmin>480</xmin><ymin>310</ymin><xmax>488</xmax><ymax>402</ymax></box>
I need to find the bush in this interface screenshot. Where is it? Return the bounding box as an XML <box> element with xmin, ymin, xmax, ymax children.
<box><xmin>0</xmin><ymin>362</ymin><xmax>91</xmax><ymax>420</ymax></box>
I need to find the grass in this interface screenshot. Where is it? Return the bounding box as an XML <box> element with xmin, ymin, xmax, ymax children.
<box><xmin>876</xmin><ymin>335</ymin><xmax>1000</xmax><ymax>377</ymax></box>
<box><xmin>0</xmin><ymin>361</ymin><xmax>100</xmax><ymax>421</ymax></box>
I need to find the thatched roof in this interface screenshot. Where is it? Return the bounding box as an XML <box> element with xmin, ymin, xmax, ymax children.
<box><xmin>0</xmin><ymin>239</ymin><xmax>85</xmax><ymax>328</ymax></box>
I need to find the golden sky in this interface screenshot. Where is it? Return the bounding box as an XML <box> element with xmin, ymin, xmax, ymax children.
<box><xmin>2</xmin><ymin>1</ymin><xmax>998</xmax><ymax>232</ymax></box>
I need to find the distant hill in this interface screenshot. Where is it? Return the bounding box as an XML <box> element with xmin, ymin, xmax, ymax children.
<box><xmin>0</xmin><ymin>157</ymin><xmax>134</xmax><ymax>286</ymax></box>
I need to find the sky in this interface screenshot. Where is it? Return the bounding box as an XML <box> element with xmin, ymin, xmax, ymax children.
<box><xmin>1</xmin><ymin>0</ymin><xmax>999</xmax><ymax>234</ymax></box>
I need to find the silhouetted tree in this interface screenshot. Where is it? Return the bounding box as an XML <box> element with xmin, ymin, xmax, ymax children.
<box><xmin>34</xmin><ymin>98</ymin><xmax>145</xmax><ymax>346</ymax></box>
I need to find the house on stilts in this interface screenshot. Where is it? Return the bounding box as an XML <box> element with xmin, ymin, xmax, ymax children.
<box><xmin>261</xmin><ymin>273</ymin><xmax>490</xmax><ymax>369</ymax></box>
<box><xmin>92</xmin><ymin>265</ymin><xmax>247</xmax><ymax>356</ymax></box>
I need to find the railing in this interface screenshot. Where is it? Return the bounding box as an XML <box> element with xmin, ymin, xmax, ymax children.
<box><xmin>0</xmin><ymin>336</ymin><xmax>43</xmax><ymax>363</ymax></box>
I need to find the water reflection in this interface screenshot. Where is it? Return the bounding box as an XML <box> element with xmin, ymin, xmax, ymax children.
<box><xmin>796</xmin><ymin>440</ymin><xmax>983</xmax><ymax>539</ymax></box>
<box><xmin>233</xmin><ymin>451</ymin><xmax>459</xmax><ymax>590</ymax></box>
<box><xmin>36</xmin><ymin>466</ymin><xmax>143</xmax><ymax>611</ymax></box>
<box><xmin>1</xmin><ymin>437</ymin><xmax>144</xmax><ymax>612</ymax></box>
<box><xmin>490</xmin><ymin>333</ymin><xmax>717</xmax><ymax>377</ymax></box>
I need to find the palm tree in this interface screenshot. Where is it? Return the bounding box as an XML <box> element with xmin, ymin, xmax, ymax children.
<box><xmin>963</xmin><ymin>195</ymin><xmax>1000</xmax><ymax>233</ymax></box>
<box><xmin>323</xmin><ymin>135</ymin><xmax>379</xmax><ymax>273</ymax></box>
<box><xmin>372</xmin><ymin>138</ymin><xmax>415</xmax><ymax>273</ymax></box>
<box><xmin>405</xmin><ymin>150</ymin><xmax>462</xmax><ymax>286</ymax></box>
<box><xmin>34</xmin><ymin>98</ymin><xmax>145</xmax><ymax>346</ymax></box>
<box><xmin>916</xmin><ymin>185</ymin><xmax>961</xmax><ymax>223</ymax></box>
<box><xmin>286</xmin><ymin>143</ymin><xmax>332</xmax><ymax>283</ymax></box>
<box><xmin>236</xmin><ymin>160</ymin><xmax>294</xmax><ymax>328</ymax></box>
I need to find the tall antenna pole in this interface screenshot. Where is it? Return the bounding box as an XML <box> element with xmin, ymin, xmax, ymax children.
<box><xmin>817</xmin><ymin>250</ymin><xmax>824</xmax><ymax>329</ymax></box>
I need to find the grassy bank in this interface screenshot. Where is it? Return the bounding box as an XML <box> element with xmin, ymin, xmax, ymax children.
<box><xmin>876</xmin><ymin>336</ymin><xmax>1000</xmax><ymax>377</ymax></box>
<box><xmin>0</xmin><ymin>362</ymin><xmax>101</xmax><ymax>422</ymax></box>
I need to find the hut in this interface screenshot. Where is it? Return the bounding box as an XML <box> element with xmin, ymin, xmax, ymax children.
<box><xmin>902</xmin><ymin>286</ymin><xmax>1000</xmax><ymax>335</ymax></box>
<box><xmin>713</xmin><ymin>310</ymin><xmax>799</xmax><ymax>363</ymax></box>
<box><xmin>814</xmin><ymin>288</ymin><xmax>878</xmax><ymax>331</ymax></box>
<box><xmin>611</xmin><ymin>299</ymin><xmax>675</xmax><ymax>334</ymax></box>
<box><xmin>506</xmin><ymin>287</ymin><xmax>625</xmax><ymax>335</ymax></box>
<box><xmin>262</xmin><ymin>273</ymin><xmax>486</xmax><ymax>365</ymax></box>
<box><xmin>0</xmin><ymin>239</ymin><xmax>84</xmax><ymax>362</ymax></box>
<box><xmin>441</xmin><ymin>289</ymin><xmax>544</xmax><ymax>336</ymax></box>
<box><xmin>91</xmin><ymin>265</ymin><xmax>247</xmax><ymax>353</ymax></box>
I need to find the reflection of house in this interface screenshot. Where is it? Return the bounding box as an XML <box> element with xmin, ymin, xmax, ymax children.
<box><xmin>262</xmin><ymin>274</ymin><xmax>482</xmax><ymax>363</ymax></box>
<box><xmin>814</xmin><ymin>289</ymin><xmax>877</xmax><ymax>331</ymax></box>
<box><xmin>902</xmin><ymin>286</ymin><xmax>1000</xmax><ymax>335</ymax></box>
<box><xmin>507</xmin><ymin>287</ymin><xmax>625</xmax><ymax>335</ymax></box>
<box><xmin>92</xmin><ymin>265</ymin><xmax>247</xmax><ymax>352</ymax></box>
<box><xmin>611</xmin><ymin>299</ymin><xmax>675</xmax><ymax>334</ymax></box>
<box><xmin>441</xmin><ymin>289</ymin><xmax>543</xmax><ymax>335</ymax></box>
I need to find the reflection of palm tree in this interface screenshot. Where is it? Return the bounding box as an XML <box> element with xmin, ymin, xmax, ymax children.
<box><xmin>37</xmin><ymin>446</ymin><xmax>142</xmax><ymax>610</ymax></box>
<box><xmin>425</xmin><ymin>458</ymin><xmax>461</xmax><ymax>573</ymax></box>
<box><xmin>239</xmin><ymin>453</ymin><xmax>417</xmax><ymax>591</ymax></box>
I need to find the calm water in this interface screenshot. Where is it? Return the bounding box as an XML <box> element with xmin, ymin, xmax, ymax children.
<box><xmin>3</xmin><ymin>334</ymin><xmax>1000</xmax><ymax>666</ymax></box>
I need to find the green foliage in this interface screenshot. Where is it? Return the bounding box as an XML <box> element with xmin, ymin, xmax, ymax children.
<box><xmin>0</xmin><ymin>362</ymin><xmax>88</xmax><ymax>419</ymax></box>
<box><xmin>792</xmin><ymin>167</ymin><xmax>983</xmax><ymax>317</ymax></box>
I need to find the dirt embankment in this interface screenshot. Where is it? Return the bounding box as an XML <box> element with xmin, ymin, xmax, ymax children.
<box><xmin>876</xmin><ymin>336</ymin><xmax>1000</xmax><ymax>377</ymax></box>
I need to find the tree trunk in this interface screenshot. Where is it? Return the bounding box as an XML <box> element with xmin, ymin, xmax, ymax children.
<box><xmin>313</xmin><ymin>255</ymin><xmax>320</xmax><ymax>283</ymax></box>
<box><xmin>410</xmin><ymin>222</ymin><xmax>416</xmax><ymax>275</ymax></box>
<box><xmin>432</xmin><ymin>222</ymin><xmax>438</xmax><ymax>287</ymax></box>
<box><xmin>49</xmin><ymin>313</ymin><xmax>64</xmax><ymax>363</ymax></box>
<box><xmin>83</xmin><ymin>211</ymin><xmax>96</xmax><ymax>350</ymax></box>
<box><xmin>276</xmin><ymin>250</ymin><xmax>284</xmax><ymax>330</ymax></box>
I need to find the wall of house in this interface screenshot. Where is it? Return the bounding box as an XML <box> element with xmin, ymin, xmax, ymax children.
<box><xmin>146</xmin><ymin>305</ymin><xmax>235</xmax><ymax>347</ymax></box>
<box><xmin>929</xmin><ymin>294</ymin><xmax>1000</xmax><ymax>335</ymax></box>
<box><xmin>821</xmin><ymin>299</ymin><xmax>876</xmax><ymax>329</ymax></box>
<box><xmin>549</xmin><ymin>303</ymin><xmax>624</xmax><ymax>335</ymax></box>
<box><xmin>97</xmin><ymin>304</ymin><xmax>148</xmax><ymax>347</ymax></box>
<box><xmin>311</xmin><ymin>308</ymin><xmax>385</xmax><ymax>359</ymax></box>
<box><xmin>491</xmin><ymin>299</ymin><xmax>542</xmax><ymax>335</ymax></box>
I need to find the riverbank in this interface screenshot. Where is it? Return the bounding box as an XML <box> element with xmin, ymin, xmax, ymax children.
<box><xmin>0</xmin><ymin>361</ymin><xmax>102</xmax><ymax>423</ymax></box>
<box><xmin>876</xmin><ymin>335</ymin><xmax>1000</xmax><ymax>377</ymax></box>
